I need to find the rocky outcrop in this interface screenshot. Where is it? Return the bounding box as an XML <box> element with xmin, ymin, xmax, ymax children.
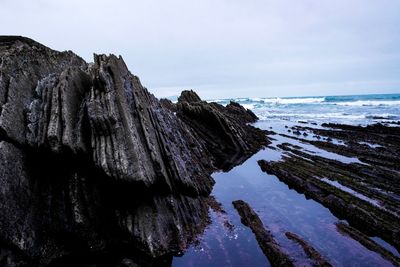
<box><xmin>232</xmin><ymin>200</ymin><xmax>294</xmax><ymax>267</ymax></box>
<box><xmin>0</xmin><ymin>36</ymin><xmax>86</xmax><ymax>145</ymax></box>
<box><xmin>290</xmin><ymin>123</ymin><xmax>400</xmax><ymax>171</ymax></box>
<box><xmin>285</xmin><ymin>232</ymin><xmax>332</xmax><ymax>267</ymax></box>
<box><xmin>0</xmin><ymin>36</ymin><xmax>267</xmax><ymax>266</ymax></box>
<box><xmin>258</xmin><ymin>122</ymin><xmax>400</xmax><ymax>253</ymax></box>
<box><xmin>176</xmin><ymin>90</ymin><xmax>268</xmax><ymax>170</ymax></box>
<box><xmin>336</xmin><ymin>222</ymin><xmax>400</xmax><ymax>267</ymax></box>
<box><xmin>258</xmin><ymin>157</ymin><xmax>400</xmax><ymax>253</ymax></box>
<box><xmin>159</xmin><ymin>98</ymin><xmax>176</xmax><ymax>113</ymax></box>
<box><xmin>233</xmin><ymin>200</ymin><xmax>333</xmax><ymax>267</ymax></box>
<box><xmin>225</xmin><ymin>101</ymin><xmax>258</xmax><ymax>123</ymax></box>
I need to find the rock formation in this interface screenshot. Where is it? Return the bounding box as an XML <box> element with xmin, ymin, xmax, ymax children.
<box><xmin>232</xmin><ymin>200</ymin><xmax>294</xmax><ymax>267</ymax></box>
<box><xmin>284</xmin><ymin>232</ymin><xmax>332</xmax><ymax>267</ymax></box>
<box><xmin>0</xmin><ymin>36</ymin><xmax>267</xmax><ymax>266</ymax></box>
<box><xmin>258</xmin><ymin>122</ymin><xmax>400</xmax><ymax>254</ymax></box>
<box><xmin>336</xmin><ymin>222</ymin><xmax>400</xmax><ymax>267</ymax></box>
<box><xmin>176</xmin><ymin>90</ymin><xmax>268</xmax><ymax>170</ymax></box>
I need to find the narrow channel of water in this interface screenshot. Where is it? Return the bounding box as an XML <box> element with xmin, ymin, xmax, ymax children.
<box><xmin>173</xmin><ymin>122</ymin><xmax>396</xmax><ymax>267</ymax></box>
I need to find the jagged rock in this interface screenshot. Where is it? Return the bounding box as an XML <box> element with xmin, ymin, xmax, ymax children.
<box><xmin>84</xmin><ymin>55</ymin><xmax>216</xmax><ymax>194</ymax></box>
<box><xmin>225</xmin><ymin>101</ymin><xmax>258</xmax><ymax>123</ymax></box>
<box><xmin>177</xmin><ymin>89</ymin><xmax>201</xmax><ymax>103</ymax></box>
<box><xmin>159</xmin><ymin>99</ymin><xmax>176</xmax><ymax>113</ymax></box>
<box><xmin>0</xmin><ymin>36</ymin><xmax>86</xmax><ymax>145</ymax></box>
<box><xmin>176</xmin><ymin>90</ymin><xmax>268</xmax><ymax>170</ymax></box>
<box><xmin>0</xmin><ymin>36</ymin><xmax>267</xmax><ymax>266</ymax></box>
<box><xmin>27</xmin><ymin>67</ymin><xmax>91</xmax><ymax>153</ymax></box>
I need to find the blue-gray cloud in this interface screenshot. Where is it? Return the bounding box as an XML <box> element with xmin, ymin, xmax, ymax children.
<box><xmin>1</xmin><ymin>0</ymin><xmax>399</xmax><ymax>99</ymax></box>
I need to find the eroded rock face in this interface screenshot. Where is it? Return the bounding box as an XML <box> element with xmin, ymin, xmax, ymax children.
<box><xmin>0</xmin><ymin>36</ymin><xmax>86</xmax><ymax>145</ymax></box>
<box><xmin>176</xmin><ymin>90</ymin><xmax>268</xmax><ymax>170</ymax></box>
<box><xmin>0</xmin><ymin>36</ymin><xmax>266</xmax><ymax>266</ymax></box>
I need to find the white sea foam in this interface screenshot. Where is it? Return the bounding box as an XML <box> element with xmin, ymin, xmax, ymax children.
<box><xmin>211</xmin><ymin>99</ymin><xmax>226</xmax><ymax>103</ymax></box>
<box><xmin>334</xmin><ymin>100</ymin><xmax>400</xmax><ymax>106</ymax></box>
<box><xmin>209</xmin><ymin>97</ymin><xmax>400</xmax><ymax>107</ymax></box>
<box><xmin>209</xmin><ymin>97</ymin><xmax>327</xmax><ymax>105</ymax></box>
<box><xmin>255</xmin><ymin>112</ymin><xmax>368</xmax><ymax>121</ymax></box>
<box><xmin>260</xmin><ymin>97</ymin><xmax>326</xmax><ymax>104</ymax></box>
<box><xmin>249</xmin><ymin>97</ymin><xmax>263</xmax><ymax>102</ymax></box>
<box><xmin>207</xmin><ymin>95</ymin><xmax>399</xmax><ymax>124</ymax></box>
<box><xmin>235</xmin><ymin>98</ymin><xmax>250</xmax><ymax>102</ymax></box>
<box><xmin>241</xmin><ymin>104</ymin><xmax>256</xmax><ymax>110</ymax></box>
<box><xmin>255</xmin><ymin>112</ymin><xmax>400</xmax><ymax>122</ymax></box>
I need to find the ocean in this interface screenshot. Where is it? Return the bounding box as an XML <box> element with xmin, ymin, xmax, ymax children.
<box><xmin>209</xmin><ymin>93</ymin><xmax>400</xmax><ymax>125</ymax></box>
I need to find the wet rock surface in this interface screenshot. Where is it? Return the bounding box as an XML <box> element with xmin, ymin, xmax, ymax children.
<box><xmin>284</xmin><ymin>232</ymin><xmax>332</xmax><ymax>267</ymax></box>
<box><xmin>0</xmin><ymin>37</ymin><xmax>267</xmax><ymax>266</ymax></box>
<box><xmin>292</xmin><ymin>123</ymin><xmax>400</xmax><ymax>170</ymax></box>
<box><xmin>232</xmin><ymin>199</ymin><xmax>334</xmax><ymax>267</ymax></box>
<box><xmin>232</xmin><ymin>200</ymin><xmax>294</xmax><ymax>267</ymax></box>
<box><xmin>176</xmin><ymin>90</ymin><xmax>268</xmax><ymax>171</ymax></box>
<box><xmin>258</xmin><ymin>122</ymin><xmax>400</xmax><ymax>262</ymax></box>
<box><xmin>336</xmin><ymin>222</ymin><xmax>400</xmax><ymax>267</ymax></box>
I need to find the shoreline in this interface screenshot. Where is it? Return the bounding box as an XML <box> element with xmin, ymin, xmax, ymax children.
<box><xmin>174</xmin><ymin>120</ymin><xmax>400</xmax><ymax>267</ymax></box>
<box><xmin>1</xmin><ymin>36</ymin><xmax>399</xmax><ymax>267</ymax></box>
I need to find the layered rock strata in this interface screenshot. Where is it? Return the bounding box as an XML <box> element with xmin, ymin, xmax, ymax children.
<box><xmin>284</xmin><ymin>232</ymin><xmax>332</xmax><ymax>267</ymax></box>
<box><xmin>0</xmin><ymin>36</ymin><xmax>266</xmax><ymax>266</ymax></box>
<box><xmin>232</xmin><ymin>200</ymin><xmax>294</xmax><ymax>267</ymax></box>
<box><xmin>259</xmin><ymin>123</ymin><xmax>400</xmax><ymax>255</ymax></box>
<box><xmin>176</xmin><ymin>90</ymin><xmax>268</xmax><ymax>170</ymax></box>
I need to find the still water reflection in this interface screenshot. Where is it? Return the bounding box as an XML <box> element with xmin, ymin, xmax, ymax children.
<box><xmin>173</xmin><ymin>122</ymin><xmax>395</xmax><ymax>267</ymax></box>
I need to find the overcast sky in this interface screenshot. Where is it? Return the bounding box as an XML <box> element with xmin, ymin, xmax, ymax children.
<box><xmin>2</xmin><ymin>0</ymin><xmax>400</xmax><ymax>99</ymax></box>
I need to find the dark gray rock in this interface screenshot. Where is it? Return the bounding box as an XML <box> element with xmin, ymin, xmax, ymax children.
<box><xmin>285</xmin><ymin>232</ymin><xmax>332</xmax><ymax>267</ymax></box>
<box><xmin>177</xmin><ymin>89</ymin><xmax>201</xmax><ymax>103</ymax></box>
<box><xmin>159</xmin><ymin>99</ymin><xmax>176</xmax><ymax>113</ymax></box>
<box><xmin>225</xmin><ymin>101</ymin><xmax>258</xmax><ymax>123</ymax></box>
<box><xmin>0</xmin><ymin>36</ymin><xmax>267</xmax><ymax>266</ymax></box>
<box><xmin>0</xmin><ymin>36</ymin><xmax>86</xmax><ymax>145</ymax></box>
<box><xmin>27</xmin><ymin>67</ymin><xmax>91</xmax><ymax>153</ymax></box>
<box><xmin>232</xmin><ymin>200</ymin><xmax>294</xmax><ymax>267</ymax></box>
<box><xmin>176</xmin><ymin>90</ymin><xmax>268</xmax><ymax>170</ymax></box>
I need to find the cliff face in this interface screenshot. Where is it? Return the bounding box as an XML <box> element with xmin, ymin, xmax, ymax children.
<box><xmin>0</xmin><ymin>37</ymin><xmax>267</xmax><ymax>266</ymax></box>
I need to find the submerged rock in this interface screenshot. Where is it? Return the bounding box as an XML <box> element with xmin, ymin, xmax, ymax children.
<box><xmin>285</xmin><ymin>232</ymin><xmax>332</xmax><ymax>267</ymax></box>
<box><xmin>232</xmin><ymin>200</ymin><xmax>294</xmax><ymax>267</ymax></box>
<box><xmin>258</xmin><ymin>156</ymin><xmax>400</xmax><ymax>253</ymax></box>
<box><xmin>259</xmin><ymin>122</ymin><xmax>400</xmax><ymax>253</ymax></box>
<box><xmin>0</xmin><ymin>36</ymin><xmax>267</xmax><ymax>266</ymax></box>
<box><xmin>336</xmin><ymin>222</ymin><xmax>400</xmax><ymax>267</ymax></box>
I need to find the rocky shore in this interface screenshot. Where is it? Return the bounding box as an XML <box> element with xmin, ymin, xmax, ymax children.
<box><xmin>258</xmin><ymin>122</ymin><xmax>400</xmax><ymax>265</ymax></box>
<box><xmin>232</xmin><ymin>200</ymin><xmax>295</xmax><ymax>267</ymax></box>
<box><xmin>0</xmin><ymin>36</ymin><xmax>267</xmax><ymax>266</ymax></box>
<box><xmin>1</xmin><ymin>36</ymin><xmax>399</xmax><ymax>267</ymax></box>
<box><xmin>232</xmin><ymin>199</ymin><xmax>333</xmax><ymax>267</ymax></box>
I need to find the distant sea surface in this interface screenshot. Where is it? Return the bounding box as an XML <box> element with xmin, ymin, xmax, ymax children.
<box><xmin>209</xmin><ymin>93</ymin><xmax>400</xmax><ymax>125</ymax></box>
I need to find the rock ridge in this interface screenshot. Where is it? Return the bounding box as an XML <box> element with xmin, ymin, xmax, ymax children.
<box><xmin>0</xmin><ymin>36</ymin><xmax>267</xmax><ymax>266</ymax></box>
